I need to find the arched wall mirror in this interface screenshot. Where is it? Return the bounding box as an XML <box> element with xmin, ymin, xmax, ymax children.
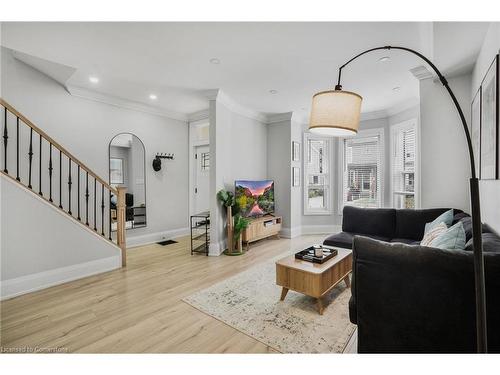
<box><xmin>109</xmin><ymin>133</ymin><xmax>147</xmax><ymax>230</ymax></box>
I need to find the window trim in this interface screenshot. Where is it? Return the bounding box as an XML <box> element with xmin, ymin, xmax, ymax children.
<box><xmin>389</xmin><ymin>118</ymin><xmax>420</xmax><ymax>209</ymax></box>
<box><xmin>338</xmin><ymin>127</ymin><xmax>385</xmax><ymax>213</ymax></box>
<box><xmin>303</xmin><ymin>132</ymin><xmax>333</xmax><ymax>215</ymax></box>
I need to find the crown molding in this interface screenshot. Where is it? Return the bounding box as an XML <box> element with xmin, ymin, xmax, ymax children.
<box><xmin>266</xmin><ymin>112</ymin><xmax>294</xmax><ymax>124</ymax></box>
<box><xmin>203</xmin><ymin>89</ymin><xmax>268</xmax><ymax>123</ymax></box>
<box><xmin>410</xmin><ymin>65</ymin><xmax>434</xmax><ymax>81</ymax></box>
<box><xmin>66</xmin><ymin>85</ymin><xmax>188</xmax><ymax>122</ymax></box>
<box><xmin>187</xmin><ymin>109</ymin><xmax>209</xmax><ymax>123</ymax></box>
<box><xmin>386</xmin><ymin>97</ymin><xmax>420</xmax><ymax>117</ymax></box>
<box><xmin>360</xmin><ymin>109</ymin><xmax>388</xmax><ymax>121</ymax></box>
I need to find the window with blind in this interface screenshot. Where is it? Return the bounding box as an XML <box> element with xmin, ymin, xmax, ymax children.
<box><xmin>391</xmin><ymin>121</ymin><xmax>417</xmax><ymax>209</ymax></box>
<box><xmin>341</xmin><ymin>130</ymin><xmax>384</xmax><ymax>209</ymax></box>
<box><xmin>304</xmin><ymin>134</ymin><xmax>332</xmax><ymax>214</ymax></box>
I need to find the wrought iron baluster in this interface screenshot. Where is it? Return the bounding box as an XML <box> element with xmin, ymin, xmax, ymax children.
<box><xmin>85</xmin><ymin>172</ymin><xmax>89</xmax><ymax>226</ymax></box>
<box><xmin>77</xmin><ymin>165</ymin><xmax>81</xmax><ymax>220</ymax></box>
<box><xmin>94</xmin><ymin>178</ymin><xmax>97</xmax><ymax>231</ymax></box>
<box><xmin>48</xmin><ymin>143</ymin><xmax>53</xmax><ymax>202</ymax></box>
<box><xmin>3</xmin><ymin>107</ymin><xmax>7</xmax><ymax>173</ymax></box>
<box><xmin>101</xmin><ymin>184</ymin><xmax>105</xmax><ymax>236</ymax></box>
<box><xmin>28</xmin><ymin>128</ymin><xmax>33</xmax><ymax>189</ymax></box>
<box><xmin>68</xmin><ymin>158</ymin><xmax>72</xmax><ymax>215</ymax></box>
<box><xmin>59</xmin><ymin>150</ymin><xmax>62</xmax><ymax>208</ymax></box>
<box><xmin>109</xmin><ymin>191</ymin><xmax>112</xmax><ymax>240</ymax></box>
<box><xmin>39</xmin><ymin>134</ymin><xmax>43</xmax><ymax>196</ymax></box>
<box><xmin>16</xmin><ymin>117</ymin><xmax>20</xmax><ymax>181</ymax></box>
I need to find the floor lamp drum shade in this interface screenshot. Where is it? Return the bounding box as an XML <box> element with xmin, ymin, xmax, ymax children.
<box><xmin>309</xmin><ymin>89</ymin><xmax>362</xmax><ymax>137</ymax></box>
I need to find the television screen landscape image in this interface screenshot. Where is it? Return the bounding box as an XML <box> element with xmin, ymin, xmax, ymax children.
<box><xmin>235</xmin><ymin>180</ymin><xmax>275</xmax><ymax>217</ymax></box>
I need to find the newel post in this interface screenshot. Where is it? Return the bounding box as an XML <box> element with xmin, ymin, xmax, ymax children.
<box><xmin>116</xmin><ymin>186</ymin><xmax>127</xmax><ymax>267</ymax></box>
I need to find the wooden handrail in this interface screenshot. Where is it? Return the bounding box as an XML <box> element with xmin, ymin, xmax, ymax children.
<box><xmin>0</xmin><ymin>98</ymin><xmax>117</xmax><ymax>195</ymax></box>
<box><xmin>1</xmin><ymin>98</ymin><xmax>126</xmax><ymax>266</ymax></box>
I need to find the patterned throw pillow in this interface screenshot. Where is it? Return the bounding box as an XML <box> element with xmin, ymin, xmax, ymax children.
<box><xmin>421</xmin><ymin>222</ymin><xmax>448</xmax><ymax>247</ymax></box>
<box><xmin>424</xmin><ymin>209</ymin><xmax>454</xmax><ymax>235</ymax></box>
<box><xmin>429</xmin><ymin>221</ymin><xmax>466</xmax><ymax>250</ymax></box>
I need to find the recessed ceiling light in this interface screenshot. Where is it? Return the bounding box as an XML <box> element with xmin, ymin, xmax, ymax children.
<box><xmin>149</xmin><ymin>94</ymin><xmax>158</xmax><ymax>100</ymax></box>
<box><xmin>89</xmin><ymin>76</ymin><xmax>99</xmax><ymax>84</ymax></box>
<box><xmin>392</xmin><ymin>86</ymin><xmax>401</xmax><ymax>91</ymax></box>
<box><xmin>378</xmin><ymin>56</ymin><xmax>391</xmax><ymax>62</ymax></box>
<box><xmin>209</xmin><ymin>58</ymin><xmax>220</xmax><ymax>64</ymax></box>
<box><xmin>269</xmin><ymin>90</ymin><xmax>278</xmax><ymax>94</ymax></box>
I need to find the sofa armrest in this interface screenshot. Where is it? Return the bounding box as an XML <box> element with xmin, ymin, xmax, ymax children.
<box><xmin>351</xmin><ymin>236</ymin><xmax>477</xmax><ymax>353</ymax></box>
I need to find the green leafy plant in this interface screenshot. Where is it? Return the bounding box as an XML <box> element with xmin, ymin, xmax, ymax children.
<box><xmin>216</xmin><ymin>189</ymin><xmax>240</xmax><ymax>216</ymax></box>
<box><xmin>216</xmin><ymin>190</ymin><xmax>234</xmax><ymax>208</ymax></box>
<box><xmin>233</xmin><ymin>214</ymin><xmax>251</xmax><ymax>243</ymax></box>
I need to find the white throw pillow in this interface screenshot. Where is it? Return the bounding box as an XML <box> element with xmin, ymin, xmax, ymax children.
<box><xmin>421</xmin><ymin>222</ymin><xmax>447</xmax><ymax>247</ymax></box>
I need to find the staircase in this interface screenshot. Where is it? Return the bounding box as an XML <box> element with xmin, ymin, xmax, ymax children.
<box><xmin>1</xmin><ymin>98</ymin><xmax>127</xmax><ymax>266</ymax></box>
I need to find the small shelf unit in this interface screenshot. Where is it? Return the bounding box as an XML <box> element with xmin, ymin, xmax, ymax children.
<box><xmin>190</xmin><ymin>211</ymin><xmax>210</xmax><ymax>256</ymax></box>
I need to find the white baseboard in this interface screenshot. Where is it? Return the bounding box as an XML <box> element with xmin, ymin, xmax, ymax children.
<box><xmin>300</xmin><ymin>225</ymin><xmax>342</xmax><ymax>235</ymax></box>
<box><xmin>1</xmin><ymin>256</ymin><xmax>121</xmax><ymax>300</ymax></box>
<box><xmin>209</xmin><ymin>240</ymin><xmax>226</xmax><ymax>256</ymax></box>
<box><xmin>280</xmin><ymin>226</ymin><xmax>302</xmax><ymax>239</ymax></box>
<box><xmin>126</xmin><ymin>227</ymin><xmax>190</xmax><ymax>248</ymax></box>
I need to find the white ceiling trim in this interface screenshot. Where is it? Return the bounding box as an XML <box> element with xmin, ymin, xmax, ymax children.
<box><xmin>66</xmin><ymin>85</ymin><xmax>188</xmax><ymax>122</ymax></box>
<box><xmin>187</xmin><ymin>109</ymin><xmax>209</xmax><ymax>123</ymax></box>
<box><xmin>267</xmin><ymin>112</ymin><xmax>294</xmax><ymax>124</ymax></box>
<box><xmin>205</xmin><ymin>89</ymin><xmax>268</xmax><ymax>123</ymax></box>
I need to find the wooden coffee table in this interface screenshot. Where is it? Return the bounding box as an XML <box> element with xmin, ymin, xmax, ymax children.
<box><xmin>275</xmin><ymin>247</ymin><xmax>352</xmax><ymax>315</ymax></box>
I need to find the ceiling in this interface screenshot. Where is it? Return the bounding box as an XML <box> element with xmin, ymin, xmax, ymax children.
<box><xmin>0</xmin><ymin>22</ymin><xmax>490</xmax><ymax>121</ymax></box>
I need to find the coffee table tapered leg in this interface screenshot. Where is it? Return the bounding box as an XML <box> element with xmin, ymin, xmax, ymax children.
<box><xmin>280</xmin><ymin>287</ymin><xmax>289</xmax><ymax>301</ymax></box>
<box><xmin>317</xmin><ymin>297</ymin><xmax>325</xmax><ymax>315</ymax></box>
<box><xmin>344</xmin><ymin>274</ymin><xmax>351</xmax><ymax>288</ymax></box>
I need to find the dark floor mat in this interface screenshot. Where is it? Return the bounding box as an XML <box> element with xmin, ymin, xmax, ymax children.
<box><xmin>157</xmin><ymin>240</ymin><xmax>178</xmax><ymax>246</ymax></box>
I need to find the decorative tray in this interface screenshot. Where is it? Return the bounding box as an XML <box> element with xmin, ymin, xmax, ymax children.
<box><xmin>295</xmin><ymin>245</ymin><xmax>338</xmax><ymax>264</ymax></box>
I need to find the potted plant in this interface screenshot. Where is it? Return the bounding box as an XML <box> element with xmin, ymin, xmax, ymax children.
<box><xmin>216</xmin><ymin>189</ymin><xmax>242</xmax><ymax>255</ymax></box>
<box><xmin>232</xmin><ymin>214</ymin><xmax>251</xmax><ymax>253</ymax></box>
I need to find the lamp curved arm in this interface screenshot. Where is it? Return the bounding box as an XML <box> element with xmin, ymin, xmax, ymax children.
<box><xmin>336</xmin><ymin>45</ymin><xmax>476</xmax><ymax>179</ymax></box>
<box><xmin>335</xmin><ymin>45</ymin><xmax>487</xmax><ymax>353</ymax></box>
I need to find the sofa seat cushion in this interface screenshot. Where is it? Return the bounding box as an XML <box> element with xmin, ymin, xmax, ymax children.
<box><xmin>465</xmin><ymin>233</ymin><xmax>500</xmax><ymax>253</ymax></box>
<box><xmin>323</xmin><ymin>232</ymin><xmax>391</xmax><ymax>249</ymax></box>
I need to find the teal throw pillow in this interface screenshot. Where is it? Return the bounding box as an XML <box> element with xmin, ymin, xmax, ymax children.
<box><xmin>429</xmin><ymin>221</ymin><xmax>466</xmax><ymax>250</ymax></box>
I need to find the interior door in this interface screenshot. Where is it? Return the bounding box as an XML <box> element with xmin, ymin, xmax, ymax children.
<box><xmin>194</xmin><ymin>145</ymin><xmax>210</xmax><ymax>214</ymax></box>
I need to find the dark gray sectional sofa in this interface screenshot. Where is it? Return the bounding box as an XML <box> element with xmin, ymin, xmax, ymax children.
<box><xmin>324</xmin><ymin>206</ymin><xmax>500</xmax><ymax>353</ymax></box>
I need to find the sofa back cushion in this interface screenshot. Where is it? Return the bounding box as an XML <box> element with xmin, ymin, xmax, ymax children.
<box><xmin>342</xmin><ymin>206</ymin><xmax>396</xmax><ymax>238</ymax></box>
<box><xmin>395</xmin><ymin>208</ymin><xmax>455</xmax><ymax>241</ymax></box>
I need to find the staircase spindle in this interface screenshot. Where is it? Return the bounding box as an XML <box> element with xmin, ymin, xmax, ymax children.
<box><xmin>77</xmin><ymin>165</ymin><xmax>81</xmax><ymax>220</ymax></box>
<box><xmin>109</xmin><ymin>192</ymin><xmax>112</xmax><ymax>241</ymax></box>
<box><xmin>59</xmin><ymin>150</ymin><xmax>62</xmax><ymax>208</ymax></box>
<box><xmin>68</xmin><ymin>158</ymin><xmax>72</xmax><ymax>215</ymax></box>
<box><xmin>94</xmin><ymin>178</ymin><xmax>97</xmax><ymax>231</ymax></box>
<box><xmin>28</xmin><ymin>128</ymin><xmax>33</xmax><ymax>189</ymax></box>
<box><xmin>85</xmin><ymin>171</ymin><xmax>89</xmax><ymax>226</ymax></box>
<box><xmin>16</xmin><ymin>117</ymin><xmax>20</xmax><ymax>181</ymax></box>
<box><xmin>101</xmin><ymin>184</ymin><xmax>105</xmax><ymax>236</ymax></box>
<box><xmin>3</xmin><ymin>107</ymin><xmax>7</xmax><ymax>173</ymax></box>
<box><xmin>48</xmin><ymin>143</ymin><xmax>53</xmax><ymax>202</ymax></box>
<box><xmin>39</xmin><ymin>134</ymin><xmax>43</xmax><ymax>196</ymax></box>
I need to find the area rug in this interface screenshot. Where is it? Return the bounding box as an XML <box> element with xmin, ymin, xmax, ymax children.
<box><xmin>183</xmin><ymin>254</ymin><xmax>356</xmax><ymax>353</ymax></box>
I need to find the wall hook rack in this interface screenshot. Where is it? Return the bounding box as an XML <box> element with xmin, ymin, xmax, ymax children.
<box><xmin>152</xmin><ymin>153</ymin><xmax>174</xmax><ymax>172</ymax></box>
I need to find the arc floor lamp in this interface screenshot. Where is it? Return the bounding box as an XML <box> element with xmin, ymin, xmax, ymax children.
<box><xmin>309</xmin><ymin>46</ymin><xmax>487</xmax><ymax>353</ymax></box>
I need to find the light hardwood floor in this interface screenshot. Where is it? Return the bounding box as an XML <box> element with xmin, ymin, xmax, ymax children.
<box><xmin>0</xmin><ymin>235</ymin><xmax>356</xmax><ymax>353</ymax></box>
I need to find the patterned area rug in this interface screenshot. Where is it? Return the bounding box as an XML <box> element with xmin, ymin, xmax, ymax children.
<box><xmin>183</xmin><ymin>254</ymin><xmax>356</xmax><ymax>353</ymax></box>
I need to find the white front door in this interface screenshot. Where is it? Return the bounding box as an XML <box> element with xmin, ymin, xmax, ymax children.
<box><xmin>194</xmin><ymin>145</ymin><xmax>210</xmax><ymax>214</ymax></box>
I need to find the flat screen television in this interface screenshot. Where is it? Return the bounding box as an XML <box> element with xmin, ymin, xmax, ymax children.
<box><xmin>235</xmin><ymin>180</ymin><xmax>275</xmax><ymax>217</ymax></box>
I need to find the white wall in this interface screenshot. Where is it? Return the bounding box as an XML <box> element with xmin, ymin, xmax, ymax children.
<box><xmin>209</xmin><ymin>94</ymin><xmax>268</xmax><ymax>254</ymax></box>
<box><xmin>419</xmin><ymin>73</ymin><xmax>472</xmax><ymax>212</ymax></box>
<box><xmin>1</xmin><ymin>47</ymin><xmax>189</xmax><ymax>247</ymax></box>
<box><xmin>472</xmin><ymin>22</ymin><xmax>500</xmax><ymax>234</ymax></box>
<box><xmin>1</xmin><ymin>175</ymin><xmax>121</xmax><ymax>299</ymax></box>
<box><xmin>267</xmin><ymin>119</ymin><xmax>292</xmax><ymax>234</ymax></box>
